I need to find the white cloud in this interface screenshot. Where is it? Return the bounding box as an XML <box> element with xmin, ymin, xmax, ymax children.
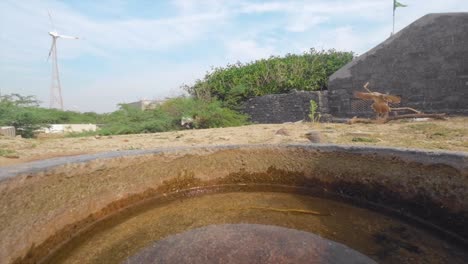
<box><xmin>287</xmin><ymin>15</ymin><xmax>329</xmax><ymax>32</ymax></box>
<box><xmin>0</xmin><ymin>0</ymin><xmax>227</xmax><ymax>62</ymax></box>
<box><xmin>239</xmin><ymin>2</ymin><xmax>286</xmax><ymax>13</ymax></box>
<box><xmin>324</xmin><ymin>26</ymin><xmax>371</xmax><ymax>53</ymax></box>
<box><xmin>2</xmin><ymin>0</ymin><xmax>465</xmax><ymax>63</ymax></box>
<box><xmin>225</xmin><ymin>40</ymin><xmax>277</xmax><ymax>63</ymax></box>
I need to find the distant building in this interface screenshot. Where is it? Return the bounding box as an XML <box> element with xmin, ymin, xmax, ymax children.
<box><xmin>0</xmin><ymin>126</ymin><xmax>15</xmax><ymax>137</ymax></box>
<box><xmin>42</xmin><ymin>124</ymin><xmax>98</xmax><ymax>134</ymax></box>
<box><xmin>126</xmin><ymin>99</ymin><xmax>166</xmax><ymax>111</ymax></box>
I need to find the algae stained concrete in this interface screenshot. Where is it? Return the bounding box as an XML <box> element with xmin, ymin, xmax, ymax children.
<box><xmin>0</xmin><ymin>145</ymin><xmax>467</xmax><ymax>263</ymax></box>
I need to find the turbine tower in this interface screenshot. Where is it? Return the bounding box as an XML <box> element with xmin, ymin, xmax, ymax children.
<box><xmin>47</xmin><ymin>11</ymin><xmax>78</xmax><ymax>110</ymax></box>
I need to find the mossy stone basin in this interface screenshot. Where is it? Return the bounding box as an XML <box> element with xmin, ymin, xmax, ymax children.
<box><xmin>0</xmin><ymin>144</ymin><xmax>466</xmax><ymax>263</ymax></box>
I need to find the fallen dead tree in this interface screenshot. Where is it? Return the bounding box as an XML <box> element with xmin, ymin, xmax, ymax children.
<box><xmin>348</xmin><ymin>113</ymin><xmax>447</xmax><ymax>124</ymax></box>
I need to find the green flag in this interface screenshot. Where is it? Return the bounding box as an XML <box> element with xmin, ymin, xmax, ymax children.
<box><xmin>394</xmin><ymin>0</ymin><xmax>407</xmax><ymax>10</ymax></box>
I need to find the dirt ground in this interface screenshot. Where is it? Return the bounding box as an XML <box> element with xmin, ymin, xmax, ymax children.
<box><xmin>1</xmin><ymin>117</ymin><xmax>467</xmax><ymax>167</ymax></box>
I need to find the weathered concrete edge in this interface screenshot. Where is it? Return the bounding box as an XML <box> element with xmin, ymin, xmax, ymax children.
<box><xmin>1</xmin><ymin>144</ymin><xmax>466</xmax><ymax>181</ymax></box>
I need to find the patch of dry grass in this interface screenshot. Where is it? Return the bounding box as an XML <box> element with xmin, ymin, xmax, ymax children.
<box><xmin>0</xmin><ymin>148</ymin><xmax>16</xmax><ymax>157</ymax></box>
<box><xmin>0</xmin><ymin>117</ymin><xmax>466</xmax><ymax>166</ymax></box>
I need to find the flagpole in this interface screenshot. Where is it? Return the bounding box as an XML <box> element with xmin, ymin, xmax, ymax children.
<box><xmin>393</xmin><ymin>0</ymin><xmax>408</xmax><ymax>35</ymax></box>
<box><xmin>392</xmin><ymin>1</ymin><xmax>395</xmax><ymax>35</ymax></box>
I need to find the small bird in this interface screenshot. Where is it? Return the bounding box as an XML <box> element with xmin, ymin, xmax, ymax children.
<box><xmin>354</xmin><ymin>82</ymin><xmax>401</xmax><ymax>119</ymax></box>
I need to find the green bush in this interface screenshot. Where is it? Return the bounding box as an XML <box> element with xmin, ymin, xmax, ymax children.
<box><xmin>0</xmin><ymin>93</ymin><xmax>248</xmax><ymax>137</ymax></box>
<box><xmin>0</xmin><ymin>148</ymin><xmax>16</xmax><ymax>157</ymax></box>
<box><xmin>308</xmin><ymin>100</ymin><xmax>320</xmax><ymax>122</ymax></box>
<box><xmin>0</xmin><ymin>95</ymin><xmax>44</xmax><ymax>137</ymax></box>
<box><xmin>184</xmin><ymin>49</ymin><xmax>354</xmax><ymax>108</ymax></box>
<box><xmin>96</xmin><ymin>97</ymin><xmax>248</xmax><ymax>135</ymax></box>
<box><xmin>10</xmin><ymin>110</ymin><xmax>45</xmax><ymax>138</ymax></box>
<box><xmin>190</xmin><ymin>100</ymin><xmax>248</xmax><ymax>128</ymax></box>
<box><xmin>97</xmin><ymin>105</ymin><xmax>176</xmax><ymax>135</ymax></box>
<box><xmin>158</xmin><ymin>97</ymin><xmax>248</xmax><ymax>129</ymax></box>
<box><xmin>0</xmin><ymin>93</ymin><xmax>105</xmax><ymax>138</ymax></box>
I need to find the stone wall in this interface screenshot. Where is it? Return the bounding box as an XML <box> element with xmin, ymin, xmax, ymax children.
<box><xmin>42</xmin><ymin>124</ymin><xmax>98</xmax><ymax>134</ymax></box>
<box><xmin>241</xmin><ymin>90</ymin><xmax>328</xmax><ymax>123</ymax></box>
<box><xmin>328</xmin><ymin>13</ymin><xmax>468</xmax><ymax>117</ymax></box>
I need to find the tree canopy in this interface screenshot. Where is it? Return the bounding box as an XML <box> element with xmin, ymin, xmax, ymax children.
<box><xmin>0</xmin><ymin>94</ymin><xmax>102</xmax><ymax>137</ymax></box>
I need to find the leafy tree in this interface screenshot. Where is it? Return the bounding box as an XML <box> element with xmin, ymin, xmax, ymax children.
<box><xmin>0</xmin><ymin>93</ymin><xmax>40</xmax><ymax>107</ymax></box>
<box><xmin>0</xmin><ymin>93</ymin><xmax>248</xmax><ymax>137</ymax></box>
<box><xmin>0</xmin><ymin>94</ymin><xmax>103</xmax><ymax>137</ymax></box>
<box><xmin>0</xmin><ymin>94</ymin><xmax>45</xmax><ymax>137</ymax></box>
<box><xmin>10</xmin><ymin>110</ymin><xmax>45</xmax><ymax>138</ymax></box>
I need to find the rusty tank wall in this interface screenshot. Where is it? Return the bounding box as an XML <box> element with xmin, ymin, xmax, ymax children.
<box><xmin>0</xmin><ymin>144</ymin><xmax>467</xmax><ymax>263</ymax></box>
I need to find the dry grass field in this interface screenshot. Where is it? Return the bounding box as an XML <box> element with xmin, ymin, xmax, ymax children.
<box><xmin>1</xmin><ymin>117</ymin><xmax>466</xmax><ymax>167</ymax></box>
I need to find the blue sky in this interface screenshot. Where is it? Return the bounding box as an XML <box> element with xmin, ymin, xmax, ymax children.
<box><xmin>1</xmin><ymin>0</ymin><xmax>467</xmax><ymax>113</ymax></box>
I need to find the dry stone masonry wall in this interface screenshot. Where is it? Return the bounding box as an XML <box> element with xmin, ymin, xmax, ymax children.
<box><xmin>241</xmin><ymin>90</ymin><xmax>329</xmax><ymax>123</ymax></box>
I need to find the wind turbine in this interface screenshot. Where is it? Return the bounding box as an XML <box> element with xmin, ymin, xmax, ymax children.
<box><xmin>47</xmin><ymin>11</ymin><xmax>79</xmax><ymax>110</ymax></box>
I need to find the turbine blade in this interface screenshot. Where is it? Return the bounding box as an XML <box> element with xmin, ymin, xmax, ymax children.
<box><xmin>58</xmin><ymin>34</ymin><xmax>79</xmax><ymax>39</ymax></box>
<box><xmin>47</xmin><ymin>10</ymin><xmax>56</xmax><ymax>31</ymax></box>
<box><xmin>47</xmin><ymin>39</ymin><xmax>55</xmax><ymax>61</ymax></box>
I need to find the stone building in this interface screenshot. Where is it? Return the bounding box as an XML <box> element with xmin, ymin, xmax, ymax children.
<box><xmin>328</xmin><ymin>13</ymin><xmax>468</xmax><ymax>118</ymax></box>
